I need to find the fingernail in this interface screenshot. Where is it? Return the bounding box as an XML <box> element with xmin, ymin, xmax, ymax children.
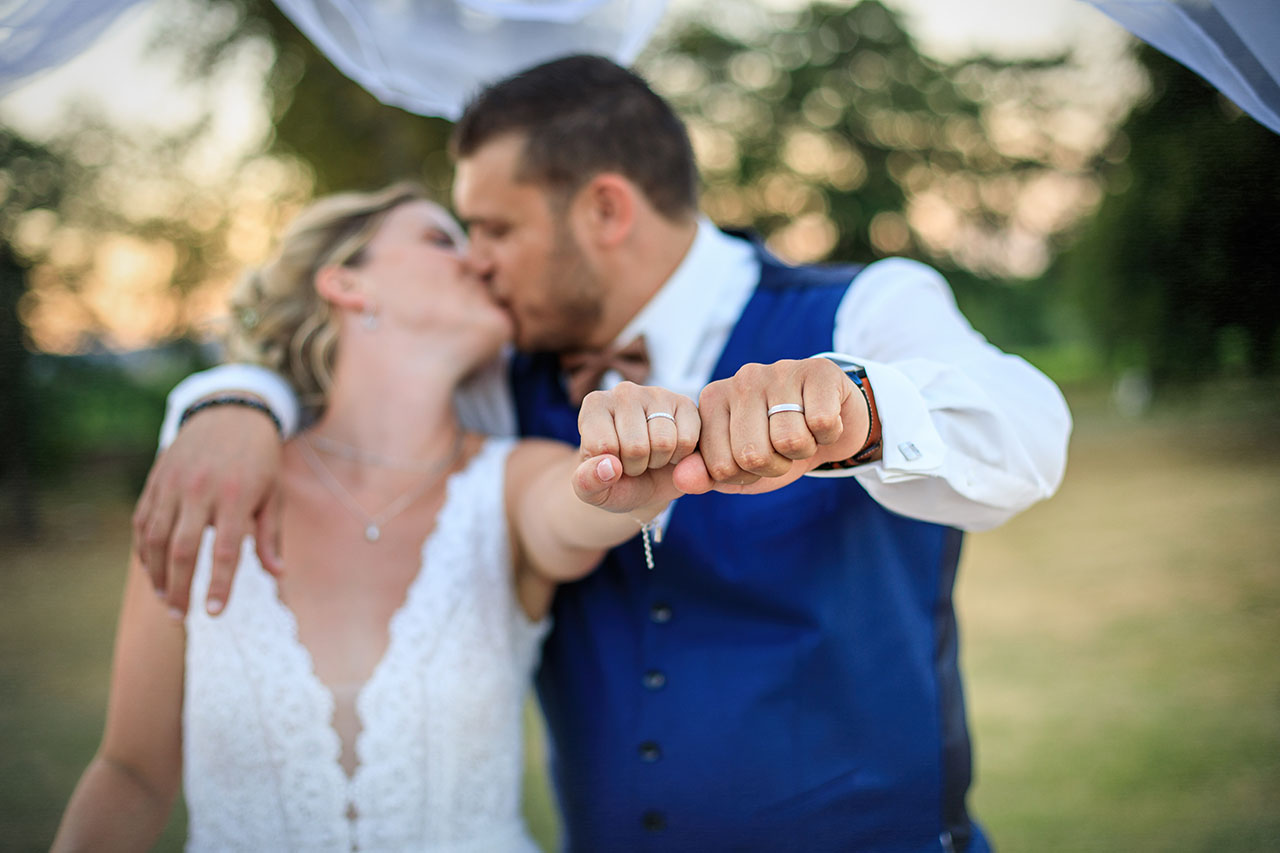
<box><xmin>168</xmin><ymin>607</ymin><xmax>184</xmax><ymax>622</ymax></box>
<box><xmin>207</xmin><ymin>598</ymin><xmax>224</xmax><ymax>616</ymax></box>
<box><xmin>597</xmin><ymin>457</ymin><xmax>617</xmax><ymax>481</ymax></box>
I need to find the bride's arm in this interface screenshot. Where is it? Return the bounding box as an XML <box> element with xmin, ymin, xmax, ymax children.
<box><xmin>505</xmin><ymin>383</ymin><xmax>699</xmax><ymax>620</ymax></box>
<box><xmin>52</xmin><ymin>560</ymin><xmax>185</xmax><ymax>852</ymax></box>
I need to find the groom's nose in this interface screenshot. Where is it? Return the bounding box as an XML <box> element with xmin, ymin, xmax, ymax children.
<box><xmin>462</xmin><ymin>250</ymin><xmax>495</xmax><ymax>282</ymax></box>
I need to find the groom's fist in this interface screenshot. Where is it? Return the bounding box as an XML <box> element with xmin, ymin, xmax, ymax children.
<box><xmin>695</xmin><ymin>358</ymin><xmax>868</xmax><ymax>485</ymax></box>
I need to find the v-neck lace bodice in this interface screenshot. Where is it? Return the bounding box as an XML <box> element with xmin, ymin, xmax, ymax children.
<box><xmin>183</xmin><ymin>438</ymin><xmax>547</xmax><ymax>852</ymax></box>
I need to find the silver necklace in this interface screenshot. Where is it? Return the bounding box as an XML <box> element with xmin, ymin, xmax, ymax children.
<box><xmin>306</xmin><ymin>432</ymin><xmax>452</xmax><ymax>472</ymax></box>
<box><xmin>297</xmin><ymin>430</ymin><xmax>465</xmax><ymax>542</ymax></box>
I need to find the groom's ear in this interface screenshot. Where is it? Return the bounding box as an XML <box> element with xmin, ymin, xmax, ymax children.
<box><xmin>576</xmin><ymin>173</ymin><xmax>635</xmax><ymax>249</ymax></box>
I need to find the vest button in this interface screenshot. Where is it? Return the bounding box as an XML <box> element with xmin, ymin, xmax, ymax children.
<box><xmin>642</xmin><ymin>810</ymin><xmax>666</xmax><ymax>832</ymax></box>
<box><xmin>649</xmin><ymin>603</ymin><xmax>672</xmax><ymax>623</ymax></box>
<box><xmin>638</xmin><ymin>741</ymin><xmax>662</xmax><ymax>762</ymax></box>
<box><xmin>643</xmin><ymin>670</ymin><xmax>666</xmax><ymax>690</ymax></box>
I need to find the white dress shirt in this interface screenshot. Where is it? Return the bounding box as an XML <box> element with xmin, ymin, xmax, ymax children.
<box><xmin>164</xmin><ymin>220</ymin><xmax>1070</xmax><ymax>532</ymax></box>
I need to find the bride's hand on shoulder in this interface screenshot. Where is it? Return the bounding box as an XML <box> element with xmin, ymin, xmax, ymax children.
<box><xmin>573</xmin><ymin>383</ymin><xmax>699</xmax><ymax>513</ymax></box>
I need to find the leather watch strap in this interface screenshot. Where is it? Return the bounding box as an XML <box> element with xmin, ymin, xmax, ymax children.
<box><xmin>813</xmin><ymin>364</ymin><xmax>882</xmax><ymax>471</ymax></box>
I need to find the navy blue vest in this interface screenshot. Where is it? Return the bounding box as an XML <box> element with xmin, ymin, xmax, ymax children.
<box><xmin>512</xmin><ymin>236</ymin><xmax>988</xmax><ymax>852</ymax></box>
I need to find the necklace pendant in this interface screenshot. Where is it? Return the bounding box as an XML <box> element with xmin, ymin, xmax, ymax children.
<box><xmin>364</xmin><ymin>524</ymin><xmax>381</xmax><ymax>542</ymax></box>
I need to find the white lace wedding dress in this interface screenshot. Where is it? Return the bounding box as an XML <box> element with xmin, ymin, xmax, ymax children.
<box><xmin>182</xmin><ymin>438</ymin><xmax>548</xmax><ymax>852</ymax></box>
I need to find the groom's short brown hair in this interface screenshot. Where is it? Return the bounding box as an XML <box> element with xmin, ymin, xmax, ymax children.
<box><xmin>451</xmin><ymin>55</ymin><xmax>698</xmax><ymax>220</ymax></box>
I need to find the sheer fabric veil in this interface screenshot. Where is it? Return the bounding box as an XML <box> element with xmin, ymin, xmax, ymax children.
<box><xmin>1</xmin><ymin>0</ymin><xmax>669</xmax><ymax>119</ymax></box>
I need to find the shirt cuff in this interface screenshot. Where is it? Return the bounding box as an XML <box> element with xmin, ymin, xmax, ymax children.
<box><xmin>158</xmin><ymin>364</ymin><xmax>301</xmax><ymax>450</ymax></box>
<box><xmin>803</xmin><ymin>353</ymin><xmax>945</xmax><ymax>480</ymax></box>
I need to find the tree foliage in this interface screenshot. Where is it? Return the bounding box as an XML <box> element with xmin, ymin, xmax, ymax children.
<box><xmin>201</xmin><ymin>0</ymin><xmax>1105</xmax><ymax>351</ymax></box>
<box><xmin>1</xmin><ymin>129</ymin><xmax>78</xmax><ymax>536</ymax></box>
<box><xmin>165</xmin><ymin>0</ymin><xmax>456</xmax><ymax>198</ymax></box>
<box><xmin>643</xmin><ymin>1</ymin><xmax>1113</xmax><ymax>350</ymax></box>
<box><xmin>1058</xmin><ymin>45</ymin><xmax>1280</xmax><ymax>383</ymax></box>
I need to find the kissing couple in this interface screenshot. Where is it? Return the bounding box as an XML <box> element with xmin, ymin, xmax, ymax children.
<box><xmin>56</xmin><ymin>55</ymin><xmax>1069</xmax><ymax>852</ymax></box>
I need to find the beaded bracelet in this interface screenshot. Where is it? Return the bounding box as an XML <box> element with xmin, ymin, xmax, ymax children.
<box><xmin>178</xmin><ymin>395</ymin><xmax>284</xmax><ymax>438</ymax></box>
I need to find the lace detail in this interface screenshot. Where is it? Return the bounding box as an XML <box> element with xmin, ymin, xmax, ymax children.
<box><xmin>184</xmin><ymin>438</ymin><xmax>546</xmax><ymax>852</ymax></box>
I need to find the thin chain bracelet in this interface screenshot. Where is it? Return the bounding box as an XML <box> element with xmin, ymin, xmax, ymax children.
<box><xmin>635</xmin><ymin>518</ymin><xmax>662</xmax><ymax>570</ymax></box>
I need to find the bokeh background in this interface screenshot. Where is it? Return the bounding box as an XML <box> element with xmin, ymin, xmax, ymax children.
<box><xmin>1</xmin><ymin>0</ymin><xmax>1277</xmax><ymax>850</ymax></box>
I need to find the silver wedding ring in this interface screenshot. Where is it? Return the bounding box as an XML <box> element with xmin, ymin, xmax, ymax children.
<box><xmin>767</xmin><ymin>403</ymin><xmax>805</xmax><ymax>417</ymax></box>
<box><xmin>646</xmin><ymin>412</ymin><xmax>676</xmax><ymax>423</ymax></box>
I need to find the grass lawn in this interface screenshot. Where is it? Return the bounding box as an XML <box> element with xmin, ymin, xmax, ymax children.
<box><xmin>2</xmin><ymin>388</ymin><xmax>1277</xmax><ymax>851</ymax></box>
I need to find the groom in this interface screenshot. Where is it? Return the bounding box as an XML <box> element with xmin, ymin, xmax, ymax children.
<box><xmin>141</xmin><ymin>56</ymin><xmax>1070</xmax><ymax>851</ymax></box>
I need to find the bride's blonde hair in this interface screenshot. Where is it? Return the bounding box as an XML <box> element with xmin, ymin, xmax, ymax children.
<box><xmin>226</xmin><ymin>182</ymin><xmax>427</xmax><ymax>409</ymax></box>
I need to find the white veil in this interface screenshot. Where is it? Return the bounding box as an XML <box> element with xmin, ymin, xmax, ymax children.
<box><xmin>1</xmin><ymin>0</ymin><xmax>668</xmax><ymax>119</ymax></box>
<box><xmin>1086</xmin><ymin>0</ymin><xmax>1279</xmax><ymax>133</ymax></box>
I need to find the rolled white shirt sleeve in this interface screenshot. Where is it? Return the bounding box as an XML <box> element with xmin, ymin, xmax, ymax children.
<box><xmin>158</xmin><ymin>364</ymin><xmax>302</xmax><ymax>450</ymax></box>
<box><xmin>807</xmin><ymin>257</ymin><xmax>1071</xmax><ymax>532</ymax></box>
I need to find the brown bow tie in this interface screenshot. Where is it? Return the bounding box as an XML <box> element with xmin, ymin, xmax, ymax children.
<box><xmin>560</xmin><ymin>336</ymin><xmax>651</xmax><ymax>406</ymax></box>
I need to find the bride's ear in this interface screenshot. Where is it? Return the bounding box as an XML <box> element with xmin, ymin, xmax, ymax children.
<box><xmin>315</xmin><ymin>265</ymin><xmax>369</xmax><ymax>313</ymax></box>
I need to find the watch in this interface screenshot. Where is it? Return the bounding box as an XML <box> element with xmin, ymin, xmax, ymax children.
<box><xmin>813</xmin><ymin>359</ymin><xmax>883</xmax><ymax>470</ymax></box>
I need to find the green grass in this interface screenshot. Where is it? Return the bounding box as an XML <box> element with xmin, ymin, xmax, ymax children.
<box><xmin>2</xmin><ymin>389</ymin><xmax>1277</xmax><ymax>851</ymax></box>
<box><xmin>958</xmin><ymin>392</ymin><xmax>1280</xmax><ymax>850</ymax></box>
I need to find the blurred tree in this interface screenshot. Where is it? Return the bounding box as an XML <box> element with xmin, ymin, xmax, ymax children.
<box><xmin>163</xmin><ymin>0</ymin><xmax>455</xmax><ymax>198</ymax></box>
<box><xmin>0</xmin><ymin>128</ymin><xmax>78</xmax><ymax>538</ymax></box>
<box><xmin>1058</xmin><ymin>44</ymin><xmax>1280</xmax><ymax>384</ymax></box>
<box><xmin>643</xmin><ymin>0</ymin><xmax>1116</xmax><ymax>351</ymax></box>
<box><xmin>165</xmin><ymin>0</ymin><xmax>1278</xmax><ymax>388</ymax></box>
<box><xmin>171</xmin><ymin>0</ymin><xmax>1122</xmax><ymax>355</ymax></box>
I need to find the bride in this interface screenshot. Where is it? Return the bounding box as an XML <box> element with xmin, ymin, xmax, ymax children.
<box><xmin>52</xmin><ymin>183</ymin><xmax>696</xmax><ymax>852</ymax></box>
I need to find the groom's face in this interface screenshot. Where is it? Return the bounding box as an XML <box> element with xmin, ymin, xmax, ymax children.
<box><xmin>453</xmin><ymin>133</ymin><xmax>604</xmax><ymax>352</ymax></box>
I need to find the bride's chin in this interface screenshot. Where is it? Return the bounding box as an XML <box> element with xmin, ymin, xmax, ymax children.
<box><xmin>466</xmin><ymin>320</ymin><xmax>513</xmax><ymax>361</ymax></box>
<box><xmin>486</xmin><ymin>308</ymin><xmax>516</xmax><ymax>346</ymax></box>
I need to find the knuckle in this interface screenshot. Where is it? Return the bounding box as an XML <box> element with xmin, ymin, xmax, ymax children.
<box><xmin>648</xmin><ymin>433</ymin><xmax>677</xmax><ymax>455</ymax></box>
<box><xmin>807</xmin><ymin>413</ymin><xmax>842</xmax><ymax>435</ymax></box>
<box><xmin>583</xmin><ymin>437</ymin><xmax>616</xmax><ymax>458</ymax></box>
<box><xmin>218</xmin><ymin>479</ymin><xmax>243</xmax><ymax>504</ymax></box>
<box><xmin>620</xmin><ymin>440</ymin><xmax>649</xmax><ymax>461</ymax></box>
<box><xmin>773</xmin><ymin>433</ymin><xmax>813</xmax><ymax>456</ymax></box>
<box><xmin>735</xmin><ymin>446</ymin><xmax>771</xmax><ymax>471</ymax></box>
<box><xmin>706</xmin><ymin>460</ymin><xmax>741</xmax><ymax>481</ymax></box>
<box><xmin>185</xmin><ymin>468</ymin><xmax>210</xmax><ymax>494</ymax></box>
<box><xmin>610</xmin><ymin>382</ymin><xmax>639</xmax><ymax>403</ymax></box>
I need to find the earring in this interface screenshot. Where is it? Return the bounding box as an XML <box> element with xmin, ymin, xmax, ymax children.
<box><xmin>361</xmin><ymin>304</ymin><xmax>378</xmax><ymax>331</ymax></box>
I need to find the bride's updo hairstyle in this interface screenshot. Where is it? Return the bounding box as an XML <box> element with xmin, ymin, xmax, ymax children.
<box><xmin>227</xmin><ymin>182</ymin><xmax>427</xmax><ymax>408</ymax></box>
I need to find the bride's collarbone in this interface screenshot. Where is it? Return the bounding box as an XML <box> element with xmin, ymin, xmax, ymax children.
<box><xmin>273</xmin><ymin>525</ymin><xmax>429</xmax><ymax>690</ymax></box>
<box><xmin>273</xmin><ymin>499</ymin><xmax>442</xmax><ymax>647</ymax></box>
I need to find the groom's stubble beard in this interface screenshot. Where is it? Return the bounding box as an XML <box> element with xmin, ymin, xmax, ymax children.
<box><xmin>526</xmin><ymin>219</ymin><xmax>604</xmax><ymax>353</ymax></box>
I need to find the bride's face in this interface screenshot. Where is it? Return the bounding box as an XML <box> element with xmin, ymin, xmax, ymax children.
<box><xmin>355</xmin><ymin>200</ymin><xmax>512</xmax><ymax>350</ymax></box>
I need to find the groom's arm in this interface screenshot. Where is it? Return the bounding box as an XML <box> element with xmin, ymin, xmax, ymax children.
<box><xmin>137</xmin><ymin>365</ymin><xmax>299</xmax><ymax>617</ymax></box>
<box><xmin>685</xmin><ymin>259</ymin><xmax>1071</xmax><ymax>531</ymax></box>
